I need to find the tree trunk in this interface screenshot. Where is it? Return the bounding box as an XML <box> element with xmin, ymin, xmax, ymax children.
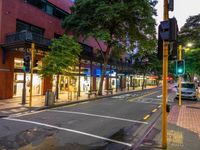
<box><xmin>56</xmin><ymin>74</ymin><xmax>59</xmax><ymax>99</ymax></box>
<box><xmin>98</xmin><ymin>46</ymin><xmax>111</xmax><ymax>95</ymax></box>
<box><xmin>142</xmin><ymin>72</ymin><xmax>146</xmax><ymax>90</ymax></box>
<box><xmin>187</xmin><ymin>73</ymin><xmax>192</xmax><ymax>82</ymax></box>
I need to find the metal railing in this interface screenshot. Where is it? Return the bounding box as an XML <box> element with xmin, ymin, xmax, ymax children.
<box><xmin>5</xmin><ymin>31</ymin><xmax>51</xmax><ymax>47</ymax></box>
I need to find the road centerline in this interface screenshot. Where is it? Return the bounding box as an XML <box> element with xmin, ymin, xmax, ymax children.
<box><xmin>3</xmin><ymin>117</ymin><xmax>132</xmax><ymax>147</ymax></box>
<box><xmin>48</xmin><ymin>109</ymin><xmax>149</xmax><ymax>124</ymax></box>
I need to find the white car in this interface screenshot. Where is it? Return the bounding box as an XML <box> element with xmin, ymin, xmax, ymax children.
<box><xmin>175</xmin><ymin>82</ymin><xmax>198</xmax><ymax>101</ymax></box>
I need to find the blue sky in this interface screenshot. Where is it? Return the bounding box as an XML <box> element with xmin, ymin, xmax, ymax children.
<box><xmin>155</xmin><ymin>0</ymin><xmax>200</xmax><ymax>28</ymax></box>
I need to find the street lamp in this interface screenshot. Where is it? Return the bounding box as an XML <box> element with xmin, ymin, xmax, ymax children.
<box><xmin>187</xmin><ymin>43</ymin><xmax>193</xmax><ymax>48</ymax></box>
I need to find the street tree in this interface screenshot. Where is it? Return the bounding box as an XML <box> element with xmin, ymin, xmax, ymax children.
<box><xmin>184</xmin><ymin>48</ymin><xmax>200</xmax><ymax>81</ymax></box>
<box><xmin>178</xmin><ymin>13</ymin><xmax>200</xmax><ymax>81</ymax></box>
<box><xmin>132</xmin><ymin>50</ymin><xmax>160</xmax><ymax>90</ymax></box>
<box><xmin>63</xmin><ymin>0</ymin><xmax>157</xmax><ymax>95</ymax></box>
<box><xmin>39</xmin><ymin>34</ymin><xmax>81</xmax><ymax>98</ymax></box>
<box><xmin>179</xmin><ymin>13</ymin><xmax>200</xmax><ymax>48</ymax></box>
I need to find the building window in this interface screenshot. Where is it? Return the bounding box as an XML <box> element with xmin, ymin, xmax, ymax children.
<box><xmin>54</xmin><ymin>33</ymin><xmax>61</xmax><ymax>39</ymax></box>
<box><xmin>16</xmin><ymin>20</ymin><xmax>44</xmax><ymax>36</ymax></box>
<box><xmin>46</xmin><ymin>4</ymin><xmax>53</xmax><ymax>15</ymax></box>
<box><xmin>25</xmin><ymin>0</ymin><xmax>46</xmax><ymax>11</ymax></box>
<box><xmin>25</xmin><ymin>0</ymin><xmax>69</xmax><ymax>20</ymax></box>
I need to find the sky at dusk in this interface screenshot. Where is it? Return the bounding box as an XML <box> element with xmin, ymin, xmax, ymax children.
<box><xmin>155</xmin><ymin>0</ymin><xmax>200</xmax><ymax>29</ymax></box>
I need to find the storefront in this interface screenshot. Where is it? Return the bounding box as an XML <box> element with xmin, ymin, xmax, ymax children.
<box><xmin>13</xmin><ymin>58</ymin><xmax>42</xmax><ymax>97</ymax></box>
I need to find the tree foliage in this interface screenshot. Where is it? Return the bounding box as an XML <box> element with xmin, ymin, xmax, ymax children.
<box><xmin>179</xmin><ymin>13</ymin><xmax>200</xmax><ymax>48</ymax></box>
<box><xmin>184</xmin><ymin>48</ymin><xmax>200</xmax><ymax>79</ymax></box>
<box><xmin>39</xmin><ymin>34</ymin><xmax>81</xmax><ymax>77</ymax></box>
<box><xmin>63</xmin><ymin>0</ymin><xmax>157</xmax><ymax>95</ymax></box>
<box><xmin>178</xmin><ymin>13</ymin><xmax>200</xmax><ymax>80</ymax></box>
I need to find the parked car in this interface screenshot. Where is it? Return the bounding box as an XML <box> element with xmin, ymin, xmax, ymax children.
<box><xmin>175</xmin><ymin>82</ymin><xmax>198</xmax><ymax>101</ymax></box>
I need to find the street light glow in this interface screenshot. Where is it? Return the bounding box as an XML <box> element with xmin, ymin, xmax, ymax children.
<box><xmin>187</xmin><ymin>43</ymin><xmax>193</xmax><ymax>47</ymax></box>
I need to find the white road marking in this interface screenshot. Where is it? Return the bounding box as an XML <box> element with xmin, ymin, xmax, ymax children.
<box><xmin>9</xmin><ymin>110</ymin><xmax>46</xmax><ymax>118</ymax></box>
<box><xmin>157</xmin><ymin>95</ymin><xmax>162</xmax><ymax>98</ymax></box>
<box><xmin>135</xmin><ymin>101</ymin><xmax>162</xmax><ymax>105</ymax></box>
<box><xmin>3</xmin><ymin>117</ymin><xmax>132</xmax><ymax>147</ymax></box>
<box><xmin>48</xmin><ymin>110</ymin><xmax>148</xmax><ymax>124</ymax></box>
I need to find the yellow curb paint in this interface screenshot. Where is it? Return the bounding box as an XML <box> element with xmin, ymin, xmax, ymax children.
<box><xmin>152</xmin><ymin>108</ymin><xmax>157</xmax><ymax>113</ymax></box>
<box><xmin>143</xmin><ymin>114</ymin><xmax>150</xmax><ymax>120</ymax></box>
<box><xmin>128</xmin><ymin>91</ymin><xmax>160</xmax><ymax>102</ymax></box>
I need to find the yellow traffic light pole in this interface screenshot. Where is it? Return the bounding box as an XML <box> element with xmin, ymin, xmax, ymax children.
<box><xmin>29</xmin><ymin>43</ymin><xmax>35</xmax><ymax>109</ymax></box>
<box><xmin>162</xmin><ymin>0</ymin><xmax>169</xmax><ymax>148</ymax></box>
<box><xmin>178</xmin><ymin>45</ymin><xmax>182</xmax><ymax>106</ymax></box>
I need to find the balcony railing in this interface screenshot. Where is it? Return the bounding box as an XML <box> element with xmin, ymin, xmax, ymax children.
<box><xmin>5</xmin><ymin>31</ymin><xmax>51</xmax><ymax>47</ymax></box>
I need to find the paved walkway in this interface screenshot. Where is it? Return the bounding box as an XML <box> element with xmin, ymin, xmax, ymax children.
<box><xmin>144</xmin><ymin>101</ymin><xmax>200</xmax><ymax>150</ymax></box>
<box><xmin>168</xmin><ymin>102</ymin><xmax>200</xmax><ymax>138</ymax></box>
<box><xmin>0</xmin><ymin>86</ymin><xmax>157</xmax><ymax>116</ymax></box>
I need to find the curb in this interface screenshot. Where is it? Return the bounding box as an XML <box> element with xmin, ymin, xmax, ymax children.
<box><xmin>35</xmin><ymin>87</ymin><xmax>160</xmax><ymax>111</ymax></box>
<box><xmin>1</xmin><ymin>87</ymin><xmax>160</xmax><ymax>117</ymax></box>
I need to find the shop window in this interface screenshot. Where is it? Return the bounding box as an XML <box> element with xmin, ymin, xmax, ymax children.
<box><xmin>14</xmin><ymin>58</ymin><xmax>23</xmax><ymax>69</ymax></box>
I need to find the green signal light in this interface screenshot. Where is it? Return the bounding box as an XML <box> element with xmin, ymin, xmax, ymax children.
<box><xmin>177</xmin><ymin>68</ymin><xmax>183</xmax><ymax>73</ymax></box>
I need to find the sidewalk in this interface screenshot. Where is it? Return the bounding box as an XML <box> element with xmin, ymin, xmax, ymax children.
<box><xmin>0</xmin><ymin>86</ymin><xmax>157</xmax><ymax>116</ymax></box>
<box><xmin>141</xmin><ymin>101</ymin><xmax>200</xmax><ymax>150</ymax></box>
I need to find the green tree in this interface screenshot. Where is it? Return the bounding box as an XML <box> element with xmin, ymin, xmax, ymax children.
<box><xmin>184</xmin><ymin>48</ymin><xmax>200</xmax><ymax>81</ymax></box>
<box><xmin>178</xmin><ymin>13</ymin><xmax>200</xmax><ymax>81</ymax></box>
<box><xmin>179</xmin><ymin>13</ymin><xmax>200</xmax><ymax>48</ymax></box>
<box><xmin>63</xmin><ymin>0</ymin><xmax>157</xmax><ymax>95</ymax></box>
<box><xmin>39</xmin><ymin>34</ymin><xmax>81</xmax><ymax>98</ymax></box>
<box><xmin>133</xmin><ymin>50</ymin><xmax>161</xmax><ymax>90</ymax></box>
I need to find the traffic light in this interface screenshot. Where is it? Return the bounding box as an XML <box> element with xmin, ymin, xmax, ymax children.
<box><xmin>176</xmin><ymin>60</ymin><xmax>185</xmax><ymax>75</ymax></box>
<box><xmin>168</xmin><ymin>0</ymin><xmax>174</xmax><ymax>11</ymax></box>
<box><xmin>157</xmin><ymin>26</ymin><xmax>177</xmax><ymax>60</ymax></box>
<box><xmin>23</xmin><ymin>53</ymin><xmax>30</xmax><ymax>72</ymax></box>
<box><xmin>169</xmin><ymin>42</ymin><xmax>177</xmax><ymax>60</ymax></box>
<box><xmin>33</xmin><ymin>59</ymin><xmax>39</xmax><ymax>67</ymax></box>
<box><xmin>159</xmin><ymin>17</ymin><xmax>178</xmax><ymax>42</ymax></box>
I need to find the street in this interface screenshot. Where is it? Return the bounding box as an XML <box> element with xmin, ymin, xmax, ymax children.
<box><xmin>0</xmin><ymin>88</ymin><xmax>174</xmax><ymax>150</ymax></box>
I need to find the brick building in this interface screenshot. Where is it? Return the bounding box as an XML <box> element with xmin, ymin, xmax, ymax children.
<box><xmin>0</xmin><ymin>0</ymin><xmax>156</xmax><ymax>100</ymax></box>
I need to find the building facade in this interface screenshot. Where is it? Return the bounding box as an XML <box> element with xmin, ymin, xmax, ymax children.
<box><xmin>0</xmin><ymin>0</ymin><xmax>157</xmax><ymax>100</ymax></box>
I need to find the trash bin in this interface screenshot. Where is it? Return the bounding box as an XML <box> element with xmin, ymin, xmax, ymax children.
<box><xmin>45</xmin><ymin>90</ymin><xmax>55</xmax><ymax>106</ymax></box>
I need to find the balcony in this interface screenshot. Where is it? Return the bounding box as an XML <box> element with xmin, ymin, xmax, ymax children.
<box><xmin>4</xmin><ymin>31</ymin><xmax>51</xmax><ymax>50</ymax></box>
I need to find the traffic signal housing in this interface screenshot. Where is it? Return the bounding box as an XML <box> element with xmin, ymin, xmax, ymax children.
<box><xmin>159</xmin><ymin>17</ymin><xmax>178</xmax><ymax>42</ymax></box>
<box><xmin>157</xmin><ymin>29</ymin><xmax>177</xmax><ymax>60</ymax></box>
<box><xmin>23</xmin><ymin>53</ymin><xmax>30</xmax><ymax>72</ymax></box>
<box><xmin>176</xmin><ymin>60</ymin><xmax>185</xmax><ymax>75</ymax></box>
<box><xmin>33</xmin><ymin>59</ymin><xmax>39</xmax><ymax>67</ymax></box>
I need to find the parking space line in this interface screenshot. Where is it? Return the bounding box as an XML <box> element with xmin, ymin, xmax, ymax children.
<box><xmin>3</xmin><ymin>117</ymin><xmax>132</xmax><ymax>147</ymax></box>
<box><xmin>48</xmin><ymin>110</ymin><xmax>148</xmax><ymax>124</ymax></box>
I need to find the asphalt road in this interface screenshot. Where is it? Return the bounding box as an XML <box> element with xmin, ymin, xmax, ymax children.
<box><xmin>0</xmin><ymin>88</ymin><xmax>173</xmax><ymax>150</ymax></box>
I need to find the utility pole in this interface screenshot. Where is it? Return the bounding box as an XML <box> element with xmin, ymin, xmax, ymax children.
<box><xmin>162</xmin><ymin>0</ymin><xmax>169</xmax><ymax>148</ymax></box>
<box><xmin>178</xmin><ymin>45</ymin><xmax>182</xmax><ymax>106</ymax></box>
<box><xmin>29</xmin><ymin>43</ymin><xmax>35</xmax><ymax>109</ymax></box>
